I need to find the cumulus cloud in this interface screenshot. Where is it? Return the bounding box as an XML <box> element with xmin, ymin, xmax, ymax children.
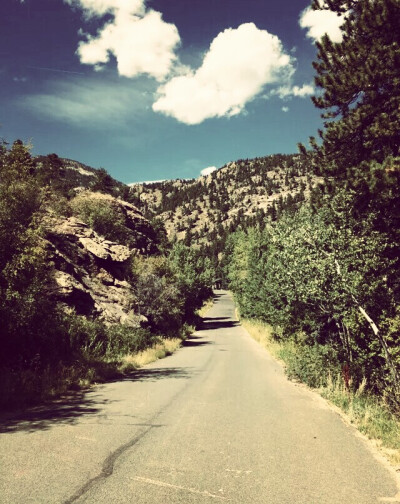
<box><xmin>152</xmin><ymin>23</ymin><xmax>294</xmax><ymax>125</ymax></box>
<box><xmin>201</xmin><ymin>166</ymin><xmax>217</xmax><ymax>176</ymax></box>
<box><xmin>282</xmin><ymin>106</ymin><xmax>289</xmax><ymax>113</ymax></box>
<box><xmin>299</xmin><ymin>6</ymin><xmax>344</xmax><ymax>43</ymax></box>
<box><xmin>62</xmin><ymin>2</ymin><xmax>322</xmax><ymax>125</ymax></box>
<box><xmin>65</xmin><ymin>0</ymin><xmax>145</xmax><ymax>18</ymax></box>
<box><xmin>273</xmin><ymin>82</ymin><xmax>315</xmax><ymax>99</ymax></box>
<box><xmin>20</xmin><ymin>77</ymin><xmax>152</xmax><ymax>126</ymax></box>
<box><xmin>65</xmin><ymin>0</ymin><xmax>181</xmax><ymax>80</ymax></box>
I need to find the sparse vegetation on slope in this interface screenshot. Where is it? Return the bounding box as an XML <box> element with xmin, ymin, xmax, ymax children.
<box><xmin>132</xmin><ymin>153</ymin><xmax>322</xmax><ymax>284</ymax></box>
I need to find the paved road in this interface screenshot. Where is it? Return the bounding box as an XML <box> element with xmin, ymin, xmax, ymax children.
<box><xmin>1</xmin><ymin>291</ymin><xmax>399</xmax><ymax>503</ymax></box>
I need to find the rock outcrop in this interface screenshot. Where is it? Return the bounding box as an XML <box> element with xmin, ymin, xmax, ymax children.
<box><xmin>73</xmin><ymin>192</ymin><xmax>159</xmax><ymax>255</ymax></box>
<box><xmin>43</xmin><ymin>195</ymin><xmax>157</xmax><ymax>326</ymax></box>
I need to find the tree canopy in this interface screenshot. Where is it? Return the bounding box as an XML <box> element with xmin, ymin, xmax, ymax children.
<box><xmin>309</xmin><ymin>0</ymin><xmax>400</xmax><ymax>174</ymax></box>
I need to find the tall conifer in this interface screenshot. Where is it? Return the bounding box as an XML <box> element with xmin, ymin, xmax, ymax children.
<box><xmin>310</xmin><ymin>0</ymin><xmax>400</xmax><ymax>174</ymax></box>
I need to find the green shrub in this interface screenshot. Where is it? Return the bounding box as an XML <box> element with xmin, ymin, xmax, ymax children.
<box><xmin>283</xmin><ymin>343</ymin><xmax>341</xmax><ymax>389</ymax></box>
<box><xmin>131</xmin><ymin>255</ymin><xmax>184</xmax><ymax>332</ymax></box>
<box><xmin>70</xmin><ymin>193</ymin><xmax>132</xmax><ymax>246</ymax></box>
<box><xmin>63</xmin><ymin>313</ymin><xmax>155</xmax><ymax>360</ymax></box>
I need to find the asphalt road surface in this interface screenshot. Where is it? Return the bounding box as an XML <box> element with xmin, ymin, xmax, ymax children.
<box><xmin>1</xmin><ymin>291</ymin><xmax>399</xmax><ymax>503</ymax></box>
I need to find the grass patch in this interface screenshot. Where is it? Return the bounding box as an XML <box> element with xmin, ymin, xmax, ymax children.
<box><xmin>118</xmin><ymin>338</ymin><xmax>182</xmax><ymax>373</ymax></box>
<box><xmin>0</xmin><ymin>362</ymin><xmax>119</xmax><ymax>409</ymax></box>
<box><xmin>241</xmin><ymin>318</ymin><xmax>290</xmax><ymax>363</ymax></box>
<box><xmin>321</xmin><ymin>376</ymin><xmax>400</xmax><ymax>466</ymax></box>
<box><xmin>0</xmin><ymin>337</ymin><xmax>184</xmax><ymax>412</ymax></box>
<box><xmin>197</xmin><ymin>297</ymin><xmax>214</xmax><ymax>318</ymax></box>
<box><xmin>242</xmin><ymin>317</ymin><xmax>400</xmax><ymax>468</ymax></box>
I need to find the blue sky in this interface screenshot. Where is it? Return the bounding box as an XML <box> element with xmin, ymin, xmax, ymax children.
<box><xmin>0</xmin><ymin>0</ymin><xmax>344</xmax><ymax>183</ymax></box>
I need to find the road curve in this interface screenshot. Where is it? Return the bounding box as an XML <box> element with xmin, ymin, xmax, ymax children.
<box><xmin>1</xmin><ymin>291</ymin><xmax>399</xmax><ymax>503</ymax></box>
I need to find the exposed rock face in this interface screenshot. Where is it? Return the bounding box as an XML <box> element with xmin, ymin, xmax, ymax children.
<box><xmin>75</xmin><ymin>192</ymin><xmax>159</xmax><ymax>255</ymax></box>
<box><xmin>43</xmin><ymin>211</ymin><xmax>151</xmax><ymax>327</ymax></box>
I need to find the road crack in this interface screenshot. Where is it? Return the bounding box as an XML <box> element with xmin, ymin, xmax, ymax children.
<box><xmin>63</xmin><ymin>423</ymin><xmax>162</xmax><ymax>504</ymax></box>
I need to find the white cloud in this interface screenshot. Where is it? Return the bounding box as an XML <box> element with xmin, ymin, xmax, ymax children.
<box><xmin>299</xmin><ymin>7</ymin><xmax>344</xmax><ymax>43</ymax></box>
<box><xmin>274</xmin><ymin>82</ymin><xmax>315</xmax><ymax>99</ymax></box>
<box><xmin>152</xmin><ymin>23</ymin><xmax>294</xmax><ymax>125</ymax></box>
<box><xmin>282</xmin><ymin>106</ymin><xmax>289</xmax><ymax>113</ymax></box>
<box><xmin>65</xmin><ymin>0</ymin><xmax>181</xmax><ymax>81</ymax></box>
<box><xmin>128</xmin><ymin>179</ymin><xmax>166</xmax><ymax>186</ymax></box>
<box><xmin>201</xmin><ymin>166</ymin><xmax>217</xmax><ymax>176</ymax></box>
<box><xmin>65</xmin><ymin>0</ymin><xmax>145</xmax><ymax>19</ymax></box>
<box><xmin>292</xmin><ymin>83</ymin><xmax>314</xmax><ymax>97</ymax></box>
<box><xmin>20</xmin><ymin>78</ymin><xmax>152</xmax><ymax>127</ymax></box>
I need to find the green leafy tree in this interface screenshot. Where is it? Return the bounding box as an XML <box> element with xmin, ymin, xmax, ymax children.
<box><xmin>168</xmin><ymin>242</ymin><xmax>213</xmax><ymax>320</ymax></box>
<box><xmin>0</xmin><ymin>140</ymin><xmax>67</xmax><ymax>368</ymax></box>
<box><xmin>132</xmin><ymin>256</ymin><xmax>184</xmax><ymax>333</ymax></box>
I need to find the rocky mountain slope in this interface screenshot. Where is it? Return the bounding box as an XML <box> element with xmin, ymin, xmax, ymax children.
<box><xmin>34</xmin><ymin>151</ymin><xmax>322</xmax><ymax>277</ymax></box>
<box><xmin>43</xmin><ymin>192</ymin><xmax>159</xmax><ymax>327</ymax></box>
<box><xmin>134</xmin><ymin>153</ymin><xmax>322</xmax><ymax>246</ymax></box>
<box><xmin>34</xmin><ymin>153</ymin><xmax>127</xmax><ymax>195</ymax></box>
<box><xmin>35</xmin><ymin>152</ymin><xmax>322</xmax><ymax>250</ymax></box>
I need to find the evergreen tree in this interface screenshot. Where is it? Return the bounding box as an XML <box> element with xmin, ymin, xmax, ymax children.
<box><xmin>92</xmin><ymin>168</ymin><xmax>116</xmax><ymax>194</ymax></box>
<box><xmin>309</xmin><ymin>0</ymin><xmax>400</xmax><ymax>174</ymax></box>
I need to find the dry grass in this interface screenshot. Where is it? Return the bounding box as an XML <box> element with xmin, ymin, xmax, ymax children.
<box><xmin>0</xmin><ymin>338</ymin><xmax>183</xmax><ymax>411</ymax></box>
<box><xmin>240</xmin><ymin>318</ymin><xmax>283</xmax><ymax>361</ymax></box>
<box><xmin>197</xmin><ymin>297</ymin><xmax>214</xmax><ymax>318</ymax></box>
<box><xmin>118</xmin><ymin>338</ymin><xmax>182</xmax><ymax>373</ymax></box>
<box><xmin>321</xmin><ymin>375</ymin><xmax>400</xmax><ymax>467</ymax></box>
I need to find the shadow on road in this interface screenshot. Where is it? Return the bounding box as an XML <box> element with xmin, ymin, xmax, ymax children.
<box><xmin>0</xmin><ymin>391</ymin><xmax>107</xmax><ymax>434</ymax></box>
<box><xmin>125</xmin><ymin>367</ymin><xmax>193</xmax><ymax>382</ymax></box>
<box><xmin>202</xmin><ymin>316</ymin><xmax>230</xmax><ymax>321</ymax></box>
<box><xmin>0</xmin><ymin>368</ymin><xmax>193</xmax><ymax>434</ymax></box>
<box><xmin>182</xmin><ymin>335</ymin><xmax>212</xmax><ymax>347</ymax></box>
<box><xmin>200</xmin><ymin>318</ymin><xmax>239</xmax><ymax>331</ymax></box>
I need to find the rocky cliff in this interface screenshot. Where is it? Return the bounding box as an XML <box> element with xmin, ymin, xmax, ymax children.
<box><xmin>43</xmin><ymin>194</ymin><xmax>159</xmax><ymax>327</ymax></box>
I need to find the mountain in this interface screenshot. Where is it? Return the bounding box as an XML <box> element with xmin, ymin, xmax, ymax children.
<box><xmin>35</xmin><ymin>153</ymin><xmax>322</xmax><ymax>249</ymax></box>
<box><xmin>34</xmin><ymin>153</ymin><xmax>128</xmax><ymax>196</ymax></box>
<box><xmin>34</xmin><ymin>150</ymin><xmax>324</xmax><ymax>284</ymax></box>
<box><xmin>133</xmin><ymin>153</ymin><xmax>322</xmax><ymax>254</ymax></box>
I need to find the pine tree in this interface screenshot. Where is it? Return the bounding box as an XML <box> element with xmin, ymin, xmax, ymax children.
<box><xmin>310</xmin><ymin>0</ymin><xmax>400</xmax><ymax>174</ymax></box>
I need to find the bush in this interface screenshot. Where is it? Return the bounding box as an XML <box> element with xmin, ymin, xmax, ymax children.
<box><xmin>131</xmin><ymin>255</ymin><xmax>184</xmax><ymax>332</ymax></box>
<box><xmin>70</xmin><ymin>193</ymin><xmax>132</xmax><ymax>246</ymax></box>
<box><xmin>283</xmin><ymin>343</ymin><xmax>341</xmax><ymax>389</ymax></box>
<box><xmin>63</xmin><ymin>312</ymin><xmax>155</xmax><ymax>360</ymax></box>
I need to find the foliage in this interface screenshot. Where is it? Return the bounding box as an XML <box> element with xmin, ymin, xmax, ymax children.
<box><xmin>0</xmin><ymin>139</ymin><xmax>209</xmax><ymax>408</ymax></box>
<box><xmin>92</xmin><ymin>167</ymin><xmax>118</xmax><ymax>194</ymax></box>
<box><xmin>228</xmin><ymin>167</ymin><xmax>400</xmax><ymax>399</ymax></box>
<box><xmin>70</xmin><ymin>192</ymin><xmax>133</xmax><ymax>246</ymax></box>
<box><xmin>307</xmin><ymin>0</ymin><xmax>400</xmax><ymax>173</ymax></box>
<box><xmin>131</xmin><ymin>255</ymin><xmax>184</xmax><ymax>333</ymax></box>
<box><xmin>168</xmin><ymin>241</ymin><xmax>214</xmax><ymax>321</ymax></box>
<box><xmin>0</xmin><ymin>140</ymin><xmax>63</xmax><ymax>369</ymax></box>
